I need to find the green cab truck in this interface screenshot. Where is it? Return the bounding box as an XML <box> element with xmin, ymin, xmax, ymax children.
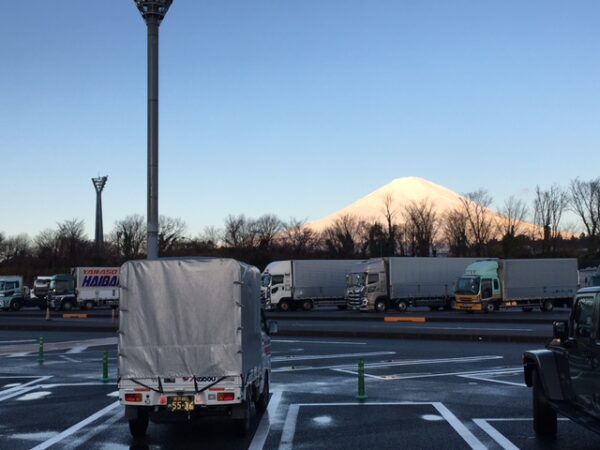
<box><xmin>454</xmin><ymin>259</ymin><xmax>578</xmax><ymax>313</ymax></box>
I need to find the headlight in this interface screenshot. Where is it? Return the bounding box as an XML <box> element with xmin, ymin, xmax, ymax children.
<box><xmin>0</xmin><ymin>293</ymin><xmax>5</xmax><ymax>297</ymax></box>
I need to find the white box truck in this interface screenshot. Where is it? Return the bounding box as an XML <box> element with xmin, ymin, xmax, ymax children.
<box><xmin>455</xmin><ymin>259</ymin><xmax>578</xmax><ymax>312</ymax></box>
<box><xmin>261</xmin><ymin>259</ymin><xmax>364</xmax><ymax>311</ymax></box>
<box><xmin>74</xmin><ymin>267</ymin><xmax>120</xmax><ymax>309</ymax></box>
<box><xmin>354</xmin><ymin>257</ymin><xmax>483</xmax><ymax>312</ymax></box>
<box><xmin>118</xmin><ymin>258</ymin><xmax>276</xmax><ymax>437</ymax></box>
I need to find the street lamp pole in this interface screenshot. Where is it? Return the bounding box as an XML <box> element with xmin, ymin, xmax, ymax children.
<box><xmin>134</xmin><ymin>0</ymin><xmax>172</xmax><ymax>259</ymax></box>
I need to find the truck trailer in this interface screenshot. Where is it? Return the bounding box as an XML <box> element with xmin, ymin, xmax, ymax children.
<box><xmin>352</xmin><ymin>257</ymin><xmax>482</xmax><ymax>312</ymax></box>
<box><xmin>454</xmin><ymin>259</ymin><xmax>578</xmax><ymax>312</ymax></box>
<box><xmin>261</xmin><ymin>259</ymin><xmax>364</xmax><ymax>311</ymax></box>
<box><xmin>118</xmin><ymin>257</ymin><xmax>275</xmax><ymax>437</ymax></box>
<box><xmin>47</xmin><ymin>267</ymin><xmax>120</xmax><ymax>310</ymax></box>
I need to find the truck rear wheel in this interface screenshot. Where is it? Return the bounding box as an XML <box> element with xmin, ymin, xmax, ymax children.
<box><xmin>234</xmin><ymin>393</ymin><xmax>251</xmax><ymax>436</ymax></box>
<box><xmin>302</xmin><ymin>300</ymin><xmax>314</xmax><ymax>311</ymax></box>
<box><xmin>62</xmin><ymin>300</ymin><xmax>73</xmax><ymax>311</ymax></box>
<box><xmin>396</xmin><ymin>301</ymin><xmax>408</xmax><ymax>312</ymax></box>
<box><xmin>541</xmin><ymin>300</ymin><xmax>554</xmax><ymax>312</ymax></box>
<box><xmin>532</xmin><ymin>368</ymin><xmax>557</xmax><ymax>437</ymax></box>
<box><xmin>84</xmin><ymin>300</ymin><xmax>94</xmax><ymax>310</ymax></box>
<box><xmin>128</xmin><ymin>407</ymin><xmax>149</xmax><ymax>438</ymax></box>
<box><xmin>255</xmin><ymin>375</ymin><xmax>270</xmax><ymax>413</ymax></box>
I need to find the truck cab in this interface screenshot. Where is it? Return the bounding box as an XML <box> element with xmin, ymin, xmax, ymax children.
<box><xmin>261</xmin><ymin>261</ymin><xmax>292</xmax><ymax>311</ymax></box>
<box><xmin>47</xmin><ymin>274</ymin><xmax>77</xmax><ymax>311</ymax></box>
<box><xmin>362</xmin><ymin>258</ymin><xmax>389</xmax><ymax>312</ymax></box>
<box><xmin>523</xmin><ymin>286</ymin><xmax>600</xmax><ymax>437</ymax></box>
<box><xmin>345</xmin><ymin>271</ymin><xmax>367</xmax><ymax>310</ymax></box>
<box><xmin>454</xmin><ymin>260</ymin><xmax>501</xmax><ymax>313</ymax></box>
<box><xmin>0</xmin><ymin>276</ymin><xmax>29</xmax><ymax>311</ymax></box>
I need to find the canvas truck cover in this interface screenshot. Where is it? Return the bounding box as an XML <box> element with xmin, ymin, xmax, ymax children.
<box><xmin>293</xmin><ymin>260</ymin><xmax>362</xmax><ymax>299</ymax></box>
<box><xmin>118</xmin><ymin>258</ymin><xmax>262</xmax><ymax>379</ymax></box>
<box><xmin>501</xmin><ymin>259</ymin><xmax>578</xmax><ymax>299</ymax></box>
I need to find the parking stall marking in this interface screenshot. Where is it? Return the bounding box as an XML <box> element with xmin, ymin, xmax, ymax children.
<box><xmin>473</xmin><ymin>418</ymin><xmax>570</xmax><ymax>450</ymax></box>
<box><xmin>272</xmin><ymin>351</ymin><xmax>395</xmax><ymax>363</ymax></box>
<box><xmin>278</xmin><ymin>402</ymin><xmax>486</xmax><ymax>450</ymax></box>
<box><xmin>0</xmin><ymin>376</ymin><xmax>52</xmax><ymax>402</ymax></box>
<box><xmin>248</xmin><ymin>389</ymin><xmax>284</xmax><ymax>450</ymax></box>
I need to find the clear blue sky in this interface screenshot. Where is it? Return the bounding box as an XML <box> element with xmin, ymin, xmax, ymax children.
<box><xmin>1</xmin><ymin>0</ymin><xmax>598</xmax><ymax>238</ymax></box>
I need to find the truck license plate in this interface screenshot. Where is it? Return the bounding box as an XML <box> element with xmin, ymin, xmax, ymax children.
<box><xmin>167</xmin><ymin>396</ymin><xmax>195</xmax><ymax>412</ymax></box>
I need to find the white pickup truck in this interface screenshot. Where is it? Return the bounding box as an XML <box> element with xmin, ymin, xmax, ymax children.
<box><xmin>118</xmin><ymin>257</ymin><xmax>276</xmax><ymax>437</ymax></box>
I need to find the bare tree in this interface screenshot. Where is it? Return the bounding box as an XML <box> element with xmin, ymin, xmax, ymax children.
<box><xmin>321</xmin><ymin>213</ymin><xmax>365</xmax><ymax>257</ymax></box>
<box><xmin>403</xmin><ymin>200</ymin><xmax>438</xmax><ymax>256</ymax></box>
<box><xmin>280</xmin><ymin>218</ymin><xmax>318</xmax><ymax>255</ymax></box>
<box><xmin>441</xmin><ymin>208</ymin><xmax>469</xmax><ymax>256</ymax></box>
<box><xmin>570</xmin><ymin>177</ymin><xmax>600</xmax><ymax>254</ymax></box>
<box><xmin>159</xmin><ymin>216</ymin><xmax>187</xmax><ymax>255</ymax></box>
<box><xmin>111</xmin><ymin>215</ymin><xmax>146</xmax><ymax>260</ymax></box>
<box><xmin>254</xmin><ymin>214</ymin><xmax>283</xmax><ymax>250</ymax></box>
<box><xmin>34</xmin><ymin>229</ymin><xmax>60</xmax><ymax>267</ymax></box>
<box><xmin>56</xmin><ymin>219</ymin><xmax>89</xmax><ymax>266</ymax></box>
<box><xmin>197</xmin><ymin>226</ymin><xmax>223</xmax><ymax>249</ymax></box>
<box><xmin>0</xmin><ymin>234</ymin><xmax>32</xmax><ymax>262</ymax></box>
<box><xmin>381</xmin><ymin>193</ymin><xmax>399</xmax><ymax>255</ymax></box>
<box><xmin>498</xmin><ymin>195</ymin><xmax>529</xmax><ymax>257</ymax></box>
<box><xmin>460</xmin><ymin>190</ymin><xmax>495</xmax><ymax>256</ymax></box>
<box><xmin>223</xmin><ymin>215</ymin><xmax>259</xmax><ymax>249</ymax></box>
<box><xmin>534</xmin><ymin>184</ymin><xmax>568</xmax><ymax>253</ymax></box>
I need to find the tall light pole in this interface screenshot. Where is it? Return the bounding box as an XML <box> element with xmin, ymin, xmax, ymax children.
<box><xmin>92</xmin><ymin>176</ymin><xmax>108</xmax><ymax>255</ymax></box>
<box><xmin>134</xmin><ymin>0</ymin><xmax>173</xmax><ymax>259</ymax></box>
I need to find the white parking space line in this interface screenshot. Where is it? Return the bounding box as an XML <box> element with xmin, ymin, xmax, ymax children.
<box><xmin>278</xmin><ymin>402</ymin><xmax>486</xmax><ymax>450</ymax></box>
<box><xmin>0</xmin><ymin>376</ymin><xmax>52</xmax><ymax>402</ymax></box>
<box><xmin>0</xmin><ymin>337</ymin><xmax>116</xmax><ymax>356</ymax></box>
<box><xmin>333</xmin><ymin>367</ymin><xmax>521</xmax><ymax>382</ymax></box>
<box><xmin>66</xmin><ymin>346</ymin><xmax>88</xmax><ymax>354</ymax></box>
<box><xmin>30</xmin><ymin>400</ymin><xmax>120</xmax><ymax>450</ymax></box>
<box><xmin>248</xmin><ymin>389</ymin><xmax>283</xmax><ymax>450</ymax></box>
<box><xmin>60</xmin><ymin>355</ymin><xmax>81</xmax><ymax>363</ymax></box>
<box><xmin>6</xmin><ymin>352</ymin><xmax>31</xmax><ymax>358</ymax></box>
<box><xmin>272</xmin><ymin>351</ymin><xmax>395</xmax><ymax>362</ymax></box>
<box><xmin>473</xmin><ymin>417</ymin><xmax>569</xmax><ymax>450</ymax></box>
<box><xmin>61</xmin><ymin>406</ymin><xmax>123</xmax><ymax>450</ymax></box>
<box><xmin>0</xmin><ymin>339</ymin><xmax>37</xmax><ymax>344</ymax></box>
<box><xmin>272</xmin><ymin>339</ymin><xmax>367</xmax><ymax>345</ymax></box>
<box><xmin>459</xmin><ymin>369</ymin><xmax>525</xmax><ymax>387</ymax></box>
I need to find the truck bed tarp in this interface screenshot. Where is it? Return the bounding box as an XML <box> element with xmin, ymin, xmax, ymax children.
<box><xmin>118</xmin><ymin>258</ymin><xmax>262</xmax><ymax>379</ymax></box>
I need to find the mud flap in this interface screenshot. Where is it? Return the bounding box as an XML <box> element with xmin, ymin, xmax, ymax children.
<box><xmin>125</xmin><ymin>405</ymin><xmax>139</xmax><ymax>420</ymax></box>
<box><xmin>231</xmin><ymin>401</ymin><xmax>248</xmax><ymax>419</ymax></box>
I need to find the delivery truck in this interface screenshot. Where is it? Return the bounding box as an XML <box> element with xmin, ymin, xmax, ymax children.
<box><xmin>454</xmin><ymin>259</ymin><xmax>578</xmax><ymax>312</ymax></box>
<box><xmin>74</xmin><ymin>267</ymin><xmax>120</xmax><ymax>309</ymax></box>
<box><xmin>345</xmin><ymin>260</ymin><xmax>369</xmax><ymax>308</ymax></box>
<box><xmin>47</xmin><ymin>267</ymin><xmax>120</xmax><ymax>310</ymax></box>
<box><xmin>261</xmin><ymin>259</ymin><xmax>364</xmax><ymax>311</ymax></box>
<box><xmin>118</xmin><ymin>257</ymin><xmax>276</xmax><ymax>437</ymax></box>
<box><xmin>352</xmin><ymin>257</ymin><xmax>482</xmax><ymax>312</ymax></box>
<box><xmin>0</xmin><ymin>276</ymin><xmax>35</xmax><ymax>311</ymax></box>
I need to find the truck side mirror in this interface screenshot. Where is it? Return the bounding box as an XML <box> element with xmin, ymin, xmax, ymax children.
<box><xmin>553</xmin><ymin>320</ymin><xmax>568</xmax><ymax>341</ymax></box>
<box><xmin>268</xmin><ymin>321</ymin><xmax>278</xmax><ymax>335</ymax></box>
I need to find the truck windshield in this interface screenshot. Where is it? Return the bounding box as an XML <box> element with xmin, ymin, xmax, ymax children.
<box><xmin>590</xmin><ymin>274</ymin><xmax>600</xmax><ymax>287</ymax></box>
<box><xmin>346</xmin><ymin>273</ymin><xmax>366</xmax><ymax>288</ymax></box>
<box><xmin>0</xmin><ymin>281</ymin><xmax>17</xmax><ymax>291</ymax></box>
<box><xmin>456</xmin><ymin>277</ymin><xmax>480</xmax><ymax>295</ymax></box>
<box><xmin>50</xmin><ymin>280</ymin><xmax>72</xmax><ymax>293</ymax></box>
<box><xmin>261</xmin><ymin>274</ymin><xmax>271</xmax><ymax>288</ymax></box>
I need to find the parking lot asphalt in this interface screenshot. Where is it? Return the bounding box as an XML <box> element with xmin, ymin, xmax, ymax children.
<box><xmin>1</xmin><ymin>331</ymin><xmax>599</xmax><ymax>449</ymax></box>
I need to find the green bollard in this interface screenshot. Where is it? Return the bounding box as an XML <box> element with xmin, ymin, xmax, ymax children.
<box><xmin>101</xmin><ymin>350</ymin><xmax>109</xmax><ymax>383</ymax></box>
<box><xmin>356</xmin><ymin>358</ymin><xmax>367</xmax><ymax>401</ymax></box>
<box><xmin>37</xmin><ymin>337</ymin><xmax>44</xmax><ymax>364</ymax></box>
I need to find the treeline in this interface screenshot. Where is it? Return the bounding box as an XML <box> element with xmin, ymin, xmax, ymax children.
<box><xmin>1</xmin><ymin>178</ymin><xmax>599</xmax><ymax>283</ymax></box>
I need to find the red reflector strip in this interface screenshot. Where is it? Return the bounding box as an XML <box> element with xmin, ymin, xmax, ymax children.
<box><xmin>217</xmin><ymin>392</ymin><xmax>235</xmax><ymax>401</ymax></box>
<box><xmin>209</xmin><ymin>387</ymin><xmax>225</xmax><ymax>391</ymax></box>
<box><xmin>125</xmin><ymin>393</ymin><xmax>143</xmax><ymax>402</ymax></box>
<box><xmin>134</xmin><ymin>387</ymin><xmax>150</xmax><ymax>392</ymax></box>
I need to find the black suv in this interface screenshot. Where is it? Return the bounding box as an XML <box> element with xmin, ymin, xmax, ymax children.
<box><xmin>523</xmin><ymin>286</ymin><xmax>600</xmax><ymax>437</ymax></box>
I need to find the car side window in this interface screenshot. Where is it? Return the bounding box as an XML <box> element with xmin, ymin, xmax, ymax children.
<box><xmin>573</xmin><ymin>297</ymin><xmax>595</xmax><ymax>339</ymax></box>
<box><xmin>271</xmin><ymin>275</ymin><xmax>284</xmax><ymax>285</ymax></box>
<box><xmin>367</xmin><ymin>273</ymin><xmax>379</xmax><ymax>284</ymax></box>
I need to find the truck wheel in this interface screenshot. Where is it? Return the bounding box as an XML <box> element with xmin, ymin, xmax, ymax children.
<box><xmin>84</xmin><ymin>301</ymin><xmax>94</xmax><ymax>310</ymax></box>
<box><xmin>375</xmin><ymin>299</ymin><xmax>387</xmax><ymax>313</ymax></box>
<box><xmin>278</xmin><ymin>300</ymin><xmax>291</xmax><ymax>312</ymax></box>
<box><xmin>302</xmin><ymin>300</ymin><xmax>314</xmax><ymax>311</ymax></box>
<box><xmin>532</xmin><ymin>369</ymin><xmax>557</xmax><ymax>437</ymax></box>
<box><xmin>541</xmin><ymin>300</ymin><xmax>554</xmax><ymax>312</ymax></box>
<box><xmin>10</xmin><ymin>300</ymin><xmax>21</xmax><ymax>311</ymax></box>
<box><xmin>128</xmin><ymin>407</ymin><xmax>149</xmax><ymax>438</ymax></box>
<box><xmin>396</xmin><ymin>301</ymin><xmax>408</xmax><ymax>312</ymax></box>
<box><xmin>255</xmin><ymin>375</ymin><xmax>270</xmax><ymax>413</ymax></box>
<box><xmin>62</xmin><ymin>300</ymin><xmax>73</xmax><ymax>311</ymax></box>
<box><xmin>234</xmin><ymin>394</ymin><xmax>251</xmax><ymax>436</ymax></box>
<box><xmin>484</xmin><ymin>302</ymin><xmax>496</xmax><ymax>313</ymax></box>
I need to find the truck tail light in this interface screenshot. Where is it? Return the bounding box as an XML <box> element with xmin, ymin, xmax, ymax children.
<box><xmin>217</xmin><ymin>392</ymin><xmax>235</xmax><ymax>401</ymax></box>
<box><xmin>124</xmin><ymin>393</ymin><xmax>143</xmax><ymax>402</ymax></box>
